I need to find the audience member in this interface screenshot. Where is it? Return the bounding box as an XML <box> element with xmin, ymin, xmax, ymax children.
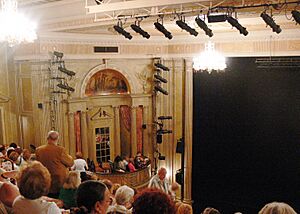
<box><xmin>202</xmin><ymin>207</ymin><xmax>220</xmax><ymax>214</ymax></box>
<box><xmin>73</xmin><ymin>180</ymin><xmax>110</xmax><ymax>214</ymax></box>
<box><xmin>134</xmin><ymin>152</ymin><xmax>147</xmax><ymax>169</ymax></box>
<box><xmin>111</xmin><ymin>183</ymin><xmax>121</xmax><ymax>196</ymax></box>
<box><xmin>72</xmin><ymin>152</ymin><xmax>88</xmax><ymax>172</ymax></box>
<box><xmin>8</xmin><ymin>152</ymin><xmax>20</xmax><ymax>171</ymax></box>
<box><xmin>127</xmin><ymin>157</ymin><xmax>136</xmax><ymax>172</ymax></box>
<box><xmin>132</xmin><ymin>188</ymin><xmax>175</xmax><ymax>214</ymax></box>
<box><xmin>102</xmin><ymin>179</ymin><xmax>113</xmax><ymax>193</ymax></box>
<box><xmin>0</xmin><ymin>146</ymin><xmax>6</xmax><ymax>157</ymax></box>
<box><xmin>0</xmin><ymin>180</ymin><xmax>19</xmax><ymax>209</ymax></box>
<box><xmin>13</xmin><ymin>161</ymin><xmax>61</xmax><ymax>214</ymax></box>
<box><xmin>177</xmin><ymin>203</ymin><xmax>193</xmax><ymax>214</ymax></box>
<box><xmin>170</xmin><ymin>182</ymin><xmax>179</xmax><ymax>201</ymax></box>
<box><xmin>259</xmin><ymin>202</ymin><xmax>296</xmax><ymax>214</ymax></box>
<box><xmin>113</xmin><ymin>156</ymin><xmax>125</xmax><ymax>173</ymax></box>
<box><xmin>59</xmin><ymin>171</ymin><xmax>81</xmax><ymax>209</ymax></box>
<box><xmin>107</xmin><ymin>185</ymin><xmax>134</xmax><ymax>214</ymax></box>
<box><xmin>148</xmin><ymin>167</ymin><xmax>170</xmax><ymax>194</ymax></box>
<box><xmin>36</xmin><ymin>131</ymin><xmax>74</xmax><ymax>198</ymax></box>
<box><xmin>21</xmin><ymin>149</ymin><xmax>31</xmax><ymax>164</ymax></box>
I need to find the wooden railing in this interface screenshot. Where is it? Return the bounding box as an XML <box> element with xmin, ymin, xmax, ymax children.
<box><xmin>95</xmin><ymin>165</ymin><xmax>151</xmax><ymax>189</ymax></box>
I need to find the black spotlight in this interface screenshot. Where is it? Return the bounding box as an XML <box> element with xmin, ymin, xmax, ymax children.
<box><xmin>58</xmin><ymin>64</ymin><xmax>76</xmax><ymax>76</ymax></box>
<box><xmin>158</xmin><ymin>153</ymin><xmax>166</xmax><ymax>160</ymax></box>
<box><xmin>154</xmin><ymin>74</ymin><xmax>167</xmax><ymax>83</ymax></box>
<box><xmin>95</xmin><ymin>0</ymin><xmax>103</xmax><ymax>4</ymax></box>
<box><xmin>157</xmin><ymin>134</ymin><xmax>162</xmax><ymax>144</ymax></box>
<box><xmin>175</xmin><ymin>19</ymin><xmax>198</xmax><ymax>36</ymax></box>
<box><xmin>292</xmin><ymin>10</ymin><xmax>300</xmax><ymax>25</ymax></box>
<box><xmin>261</xmin><ymin>12</ymin><xmax>282</xmax><ymax>34</ymax></box>
<box><xmin>131</xmin><ymin>23</ymin><xmax>150</xmax><ymax>39</ymax></box>
<box><xmin>195</xmin><ymin>17</ymin><xmax>213</xmax><ymax>37</ymax></box>
<box><xmin>157</xmin><ymin>129</ymin><xmax>172</xmax><ymax>134</ymax></box>
<box><xmin>154</xmin><ymin>62</ymin><xmax>169</xmax><ymax>71</ymax></box>
<box><xmin>113</xmin><ymin>25</ymin><xmax>133</xmax><ymax>40</ymax></box>
<box><xmin>53</xmin><ymin>51</ymin><xmax>63</xmax><ymax>59</ymax></box>
<box><xmin>154</xmin><ymin>22</ymin><xmax>172</xmax><ymax>39</ymax></box>
<box><xmin>158</xmin><ymin>116</ymin><xmax>172</xmax><ymax>120</ymax></box>
<box><xmin>57</xmin><ymin>83</ymin><xmax>75</xmax><ymax>92</ymax></box>
<box><xmin>227</xmin><ymin>16</ymin><xmax>248</xmax><ymax>36</ymax></box>
<box><xmin>154</xmin><ymin>85</ymin><xmax>168</xmax><ymax>95</ymax></box>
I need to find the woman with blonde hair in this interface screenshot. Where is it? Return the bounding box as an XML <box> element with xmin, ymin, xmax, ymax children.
<box><xmin>12</xmin><ymin>161</ymin><xmax>60</xmax><ymax>214</ymax></box>
<box><xmin>177</xmin><ymin>203</ymin><xmax>193</xmax><ymax>214</ymax></box>
<box><xmin>59</xmin><ymin>171</ymin><xmax>81</xmax><ymax>209</ymax></box>
<box><xmin>259</xmin><ymin>202</ymin><xmax>297</xmax><ymax>214</ymax></box>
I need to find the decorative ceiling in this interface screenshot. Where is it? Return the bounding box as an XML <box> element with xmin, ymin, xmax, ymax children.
<box><xmin>18</xmin><ymin>0</ymin><xmax>300</xmax><ymax>42</ymax></box>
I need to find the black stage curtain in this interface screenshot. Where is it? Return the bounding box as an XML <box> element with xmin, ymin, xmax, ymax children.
<box><xmin>192</xmin><ymin>57</ymin><xmax>300</xmax><ymax>213</ymax></box>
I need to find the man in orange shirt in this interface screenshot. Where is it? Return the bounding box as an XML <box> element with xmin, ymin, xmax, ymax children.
<box><xmin>36</xmin><ymin>131</ymin><xmax>74</xmax><ymax>198</ymax></box>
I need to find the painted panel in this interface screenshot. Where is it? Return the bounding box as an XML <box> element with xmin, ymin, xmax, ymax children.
<box><xmin>21</xmin><ymin>78</ymin><xmax>33</xmax><ymax>112</ymax></box>
<box><xmin>120</xmin><ymin>105</ymin><xmax>131</xmax><ymax>157</ymax></box>
<box><xmin>21</xmin><ymin>115</ymin><xmax>35</xmax><ymax>149</ymax></box>
<box><xmin>85</xmin><ymin>69</ymin><xmax>130</xmax><ymax>96</ymax></box>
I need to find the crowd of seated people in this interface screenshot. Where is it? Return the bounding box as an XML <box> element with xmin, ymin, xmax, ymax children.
<box><xmin>111</xmin><ymin>153</ymin><xmax>150</xmax><ymax>174</ymax></box>
<box><xmin>0</xmin><ymin>140</ymin><xmax>299</xmax><ymax>214</ymax></box>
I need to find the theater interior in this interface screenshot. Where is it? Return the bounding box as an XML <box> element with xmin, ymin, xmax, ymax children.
<box><xmin>0</xmin><ymin>0</ymin><xmax>299</xmax><ymax>213</ymax></box>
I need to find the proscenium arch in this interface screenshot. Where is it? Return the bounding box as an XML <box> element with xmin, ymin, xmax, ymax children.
<box><xmin>81</xmin><ymin>64</ymin><xmax>137</xmax><ymax>97</ymax></box>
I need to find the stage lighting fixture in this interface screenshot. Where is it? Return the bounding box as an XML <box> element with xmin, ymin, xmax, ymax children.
<box><xmin>154</xmin><ymin>74</ymin><xmax>167</xmax><ymax>83</ymax></box>
<box><xmin>175</xmin><ymin>19</ymin><xmax>198</xmax><ymax>36</ymax></box>
<box><xmin>58</xmin><ymin>65</ymin><xmax>76</xmax><ymax>76</ymax></box>
<box><xmin>292</xmin><ymin>10</ymin><xmax>300</xmax><ymax>24</ymax></box>
<box><xmin>157</xmin><ymin>134</ymin><xmax>162</xmax><ymax>144</ymax></box>
<box><xmin>157</xmin><ymin>129</ymin><xmax>172</xmax><ymax>134</ymax></box>
<box><xmin>131</xmin><ymin>23</ymin><xmax>150</xmax><ymax>39</ymax></box>
<box><xmin>261</xmin><ymin>12</ymin><xmax>282</xmax><ymax>34</ymax></box>
<box><xmin>154</xmin><ymin>22</ymin><xmax>172</xmax><ymax>39</ymax></box>
<box><xmin>158</xmin><ymin>116</ymin><xmax>172</xmax><ymax>120</ymax></box>
<box><xmin>154</xmin><ymin>62</ymin><xmax>170</xmax><ymax>71</ymax></box>
<box><xmin>53</xmin><ymin>51</ymin><xmax>63</xmax><ymax>59</ymax></box>
<box><xmin>227</xmin><ymin>16</ymin><xmax>248</xmax><ymax>36</ymax></box>
<box><xmin>95</xmin><ymin>0</ymin><xmax>103</xmax><ymax>5</ymax></box>
<box><xmin>57</xmin><ymin>83</ymin><xmax>75</xmax><ymax>92</ymax></box>
<box><xmin>158</xmin><ymin>153</ymin><xmax>166</xmax><ymax>160</ymax></box>
<box><xmin>195</xmin><ymin>17</ymin><xmax>213</xmax><ymax>37</ymax></box>
<box><xmin>154</xmin><ymin>85</ymin><xmax>168</xmax><ymax>95</ymax></box>
<box><xmin>113</xmin><ymin>25</ymin><xmax>133</xmax><ymax>40</ymax></box>
<box><xmin>52</xmin><ymin>91</ymin><xmax>66</xmax><ymax>94</ymax></box>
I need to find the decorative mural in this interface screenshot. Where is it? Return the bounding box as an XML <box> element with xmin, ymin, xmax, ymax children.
<box><xmin>74</xmin><ymin>111</ymin><xmax>81</xmax><ymax>153</ymax></box>
<box><xmin>85</xmin><ymin>69</ymin><xmax>130</xmax><ymax>96</ymax></box>
<box><xmin>136</xmin><ymin>106</ymin><xmax>143</xmax><ymax>153</ymax></box>
<box><xmin>120</xmin><ymin>105</ymin><xmax>131</xmax><ymax>157</ymax></box>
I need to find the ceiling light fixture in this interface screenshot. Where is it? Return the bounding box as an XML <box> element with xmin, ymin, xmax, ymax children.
<box><xmin>0</xmin><ymin>0</ymin><xmax>37</xmax><ymax>46</ymax></box>
<box><xmin>193</xmin><ymin>41</ymin><xmax>226</xmax><ymax>73</ymax></box>
<box><xmin>131</xmin><ymin>20</ymin><xmax>150</xmax><ymax>39</ymax></box>
<box><xmin>227</xmin><ymin>16</ymin><xmax>248</xmax><ymax>36</ymax></box>
<box><xmin>176</xmin><ymin>16</ymin><xmax>198</xmax><ymax>36</ymax></box>
<box><xmin>261</xmin><ymin>11</ymin><xmax>282</xmax><ymax>34</ymax></box>
<box><xmin>154</xmin><ymin>19</ymin><xmax>172</xmax><ymax>40</ymax></box>
<box><xmin>195</xmin><ymin>16</ymin><xmax>213</xmax><ymax>37</ymax></box>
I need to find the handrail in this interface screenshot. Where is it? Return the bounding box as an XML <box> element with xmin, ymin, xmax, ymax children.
<box><xmin>95</xmin><ymin>164</ymin><xmax>151</xmax><ymax>189</ymax></box>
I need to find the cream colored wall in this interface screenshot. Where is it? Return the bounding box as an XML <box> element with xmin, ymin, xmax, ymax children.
<box><xmin>0</xmin><ymin>47</ymin><xmax>21</xmax><ymax>146</ymax></box>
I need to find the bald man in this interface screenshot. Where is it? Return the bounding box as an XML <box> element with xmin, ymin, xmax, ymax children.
<box><xmin>148</xmin><ymin>167</ymin><xmax>170</xmax><ymax>194</ymax></box>
<box><xmin>36</xmin><ymin>131</ymin><xmax>74</xmax><ymax>198</ymax></box>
